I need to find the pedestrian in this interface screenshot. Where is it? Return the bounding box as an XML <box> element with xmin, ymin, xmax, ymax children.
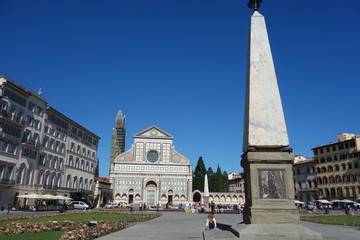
<box><xmin>157</xmin><ymin>202</ymin><xmax>160</xmax><ymax>212</ymax></box>
<box><xmin>139</xmin><ymin>202</ymin><xmax>143</xmax><ymax>211</ymax></box>
<box><xmin>7</xmin><ymin>203</ymin><xmax>12</xmax><ymax>214</ymax></box>
<box><xmin>205</xmin><ymin>214</ymin><xmax>217</xmax><ymax>230</ymax></box>
<box><xmin>210</xmin><ymin>201</ymin><xmax>215</xmax><ymax>215</ymax></box>
<box><xmin>143</xmin><ymin>202</ymin><xmax>146</xmax><ymax>211</ymax></box>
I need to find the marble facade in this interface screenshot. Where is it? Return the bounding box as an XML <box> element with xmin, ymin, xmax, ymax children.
<box><xmin>109</xmin><ymin>126</ymin><xmax>192</xmax><ymax>206</ymax></box>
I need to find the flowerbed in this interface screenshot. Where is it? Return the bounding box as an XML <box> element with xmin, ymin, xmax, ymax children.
<box><xmin>0</xmin><ymin>211</ymin><xmax>160</xmax><ymax>239</ymax></box>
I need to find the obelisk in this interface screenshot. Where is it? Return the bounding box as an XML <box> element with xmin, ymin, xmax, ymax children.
<box><xmin>232</xmin><ymin>1</ymin><xmax>322</xmax><ymax>239</ymax></box>
<box><xmin>203</xmin><ymin>173</ymin><xmax>209</xmax><ymax>206</ymax></box>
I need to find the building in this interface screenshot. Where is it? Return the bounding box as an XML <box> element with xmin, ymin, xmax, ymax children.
<box><xmin>109</xmin><ymin>111</ymin><xmax>126</xmax><ymax>164</ymax></box>
<box><xmin>313</xmin><ymin>133</ymin><xmax>360</xmax><ymax>201</ymax></box>
<box><xmin>109</xmin><ymin>125</ymin><xmax>193</xmax><ymax>206</ymax></box>
<box><xmin>293</xmin><ymin>155</ymin><xmax>317</xmax><ymax>205</ymax></box>
<box><xmin>94</xmin><ymin>177</ymin><xmax>113</xmax><ymax>207</ymax></box>
<box><xmin>227</xmin><ymin>172</ymin><xmax>245</xmax><ymax>193</ymax></box>
<box><xmin>0</xmin><ymin>76</ymin><xmax>99</xmax><ymax>209</ymax></box>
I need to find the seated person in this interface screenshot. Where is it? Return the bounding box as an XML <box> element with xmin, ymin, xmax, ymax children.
<box><xmin>205</xmin><ymin>214</ymin><xmax>217</xmax><ymax>230</ymax></box>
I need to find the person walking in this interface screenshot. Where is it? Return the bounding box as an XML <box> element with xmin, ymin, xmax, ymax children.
<box><xmin>157</xmin><ymin>202</ymin><xmax>160</xmax><ymax>212</ymax></box>
<box><xmin>7</xmin><ymin>203</ymin><xmax>12</xmax><ymax>214</ymax></box>
<box><xmin>210</xmin><ymin>201</ymin><xmax>215</xmax><ymax>215</ymax></box>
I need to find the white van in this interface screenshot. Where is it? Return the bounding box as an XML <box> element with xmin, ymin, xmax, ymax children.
<box><xmin>71</xmin><ymin>201</ymin><xmax>90</xmax><ymax>209</ymax></box>
<box><xmin>105</xmin><ymin>202</ymin><xmax>118</xmax><ymax>209</ymax></box>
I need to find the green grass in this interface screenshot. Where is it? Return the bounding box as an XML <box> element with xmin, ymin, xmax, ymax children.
<box><xmin>1</xmin><ymin>230</ymin><xmax>64</xmax><ymax>240</ymax></box>
<box><xmin>0</xmin><ymin>212</ymin><xmax>157</xmax><ymax>240</ymax></box>
<box><xmin>0</xmin><ymin>212</ymin><xmax>143</xmax><ymax>226</ymax></box>
<box><xmin>300</xmin><ymin>215</ymin><xmax>360</xmax><ymax>227</ymax></box>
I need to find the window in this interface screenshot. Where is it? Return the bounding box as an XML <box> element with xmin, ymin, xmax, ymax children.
<box><xmin>332</xmin><ymin>146</ymin><xmax>336</xmax><ymax>151</ymax></box>
<box><xmin>339</xmin><ymin>144</ymin><xmax>344</xmax><ymax>150</ymax></box>
<box><xmin>48</xmin><ymin>114</ymin><xmax>69</xmax><ymax>130</ymax></box>
<box><xmin>3</xmin><ymin>88</ymin><xmax>26</xmax><ymax>106</ymax></box>
<box><xmin>0</xmin><ymin>121</ymin><xmax>21</xmax><ymax>138</ymax></box>
<box><xmin>22</xmin><ymin>148</ymin><xmax>37</xmax><ymax>159</ymax></box>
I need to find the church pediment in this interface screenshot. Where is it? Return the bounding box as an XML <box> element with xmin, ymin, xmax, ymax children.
<box><xmin>133</xmin><ymin>125</ymin><xmax>174</xmax><ymax>140</ymax></box>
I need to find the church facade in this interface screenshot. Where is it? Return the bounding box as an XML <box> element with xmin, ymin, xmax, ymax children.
<box><xmin>109</xmin><ymin>125</ymin><xmax>193</xmax><ymax>206</ymax></box>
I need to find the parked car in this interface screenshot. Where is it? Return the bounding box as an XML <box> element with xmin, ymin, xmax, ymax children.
<box><xmin>117</xmin><ymin>201</ymin><xmax>129</xmax><ymax>207</ymax></box>
<box><xmin>71</xmin><ymin>201</ymin><xmax>90</xmax><ymax>209</ymax></box>
<box><xmin>105</xmin><ymin>202</ymin><xmax>118</xmax><ymax>209</ymax></box>
<box><xmin>72</xmin><ymin>199</ymin><xmax>94</xmax><ymax>209</ymax></box>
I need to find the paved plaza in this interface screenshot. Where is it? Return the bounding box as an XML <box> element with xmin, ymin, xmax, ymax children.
<box><xmin>1</xmin><ymin>210</ymin><xmax>359</xmax><ymax>239</ymax></box>
<box><xmin>97</xmin><ymin>212</ymin><xmax>360</xmax><ymax>240</ymax></box>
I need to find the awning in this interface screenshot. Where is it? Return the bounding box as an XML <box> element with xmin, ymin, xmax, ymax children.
<box><xmin>316</xmin><ymin>199</ymin><xmax>333</xmax><ymax>204</ymax></box>
<box><xmin>17</xmin><ymin>194</ymin><xmax>72</xmax><ymax>200</ymax></box>
<box><xmin>331</xmin><ymin>199</ymin><xmax>355</xmax><ymax>203</ymax></box>
<box><xmin>17</xmin><ymin>194</ymin><xmax>44</xmax><ymax>199</ymax></box>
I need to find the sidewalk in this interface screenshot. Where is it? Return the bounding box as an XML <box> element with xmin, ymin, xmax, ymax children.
<box><xmin>97</xmin><ymin>212</ymin><xmax>360</xmax><ymax>240</ymax></box>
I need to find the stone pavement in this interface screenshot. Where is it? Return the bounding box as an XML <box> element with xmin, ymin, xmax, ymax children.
<box><xmin>1</xmin><ymin>210</ymin><xmax>359</xmax><ymax>239</ymax></box>
<box><xmin>97</xmin><ymin>212</ymin><xmax>360</xmax><ymax>240</ymax></box>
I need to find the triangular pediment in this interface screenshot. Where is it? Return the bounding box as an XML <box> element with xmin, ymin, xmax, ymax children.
<box><xmin>133</xmin><ymin>125</ymin><xmax>174</xmax><ymax>139</ymax></box>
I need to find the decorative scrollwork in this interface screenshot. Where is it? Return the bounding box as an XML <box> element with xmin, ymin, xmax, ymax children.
<box><xmin>247</xmin><ymin>0</ymin><xmax>263</xmax><ymax>11</ymax></box>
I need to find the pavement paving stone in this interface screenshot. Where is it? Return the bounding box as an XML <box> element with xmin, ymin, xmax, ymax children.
<box><xmin>1</xmin><ymin>210</ymin><xmax>359</xmax><ymax>240</ymax></box>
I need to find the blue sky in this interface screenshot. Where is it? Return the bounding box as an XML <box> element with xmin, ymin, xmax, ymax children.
<box><xmin>1</xmin><ymin>0</ymin><xmax>360</xmax><ymax>177</ymax></box>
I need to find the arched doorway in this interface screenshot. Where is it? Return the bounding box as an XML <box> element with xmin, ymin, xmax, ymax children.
<box><xmin>128</xmin><ymin>189</ymin><xmax>134</xmax><ymax>204</ymax></box>
<box><xmin>145</xmin><ymin>181</ymin><xmax>157</xmax><ymax>206</ymax></box>
<box><xmin>193</xmin><ymin>191</ymin><xmax>201</xmax><ymax>202</ymax></box>
<box><xmin>167</xmin><ymin>190</ymin><xmax>173</xmax><ymax>204</ymax></box>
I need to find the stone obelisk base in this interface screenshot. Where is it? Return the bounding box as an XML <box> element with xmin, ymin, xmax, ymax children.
<box><xmin>241</xmin><ymin>152</ymin><xmax>300</xmax><ymax>224</ymax></box>
<box><xmin>203</xmin><ymin>196</ymin><xmax>209</xmax><ymax>207</ymax></box>
<box><xmin>235</xmin><ymin>151</ymin><xmax>322</xmax><ymax>239</ymax></box>
<box><xmin>231</xmin><ymin>224</ymin><xmax>322</xmax><ymax>240</ymax></box>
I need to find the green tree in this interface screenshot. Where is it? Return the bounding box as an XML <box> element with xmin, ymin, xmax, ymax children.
<box><xmin>222</xmin><ymin>171</ymin><xmax>230</xmax><ymax>192</ymax></box>
<box><xmin>210</xmin><ymin>165</ymin><xmax>223</xmax><ymax>192</ymax></box>
<box><xmin>192</xmin><ymin>156</ymin><xmax>206</xmax><ymax>191</ymax></box>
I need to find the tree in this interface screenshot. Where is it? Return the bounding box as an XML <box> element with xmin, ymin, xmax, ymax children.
<box><xmin>210</xmin><ymin>165</ymin><xmax>223</xmax><ymax>192</ymax></box>
<box><xmin>94</xmin><ymin>158</ymin><xmax>99</xmax><ymax>177</ymax></box>
<box><xmin>222</xmin><ymin>171</ymin><xmax>230</xmax><ymax>192</ymax></box>
<box><xmin>193</xmin><ymin>157</ymin><xmax>206</xmax><ymax>191</ymax></box>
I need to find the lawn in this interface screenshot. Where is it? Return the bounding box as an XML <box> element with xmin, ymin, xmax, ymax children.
<box><xmin>0</xmin><ymin>211</ymin><xmax>143</xmax><ymax>226</ymax></box>
<box><xmin>300</xmin><ymin>215</ymin><xmax>360</xmax><ymax>227</ymax></box>
<box><xmin>0</xmin><ymin>211</ymin><xmax>160</xmax><ymax>240</ymax></box>
<box><xmin>1</xmin><ymin>230</ymin><xmax>64</xmax><ymax>240</ymax></box>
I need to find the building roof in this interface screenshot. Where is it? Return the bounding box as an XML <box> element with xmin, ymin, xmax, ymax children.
<box><xmin>312</xmin><ymin>138</ymin><xmax>356</xmax><ymax>150</ymax></box>
<box><xmin>293</xmin><ymin>158</ymin><xmax>315</xmax><ymax>166</ymax></box>
<box><xmin>95</xmin><ymin>177</ymin><xmax>110</xmax><ymax>183</ymax></box>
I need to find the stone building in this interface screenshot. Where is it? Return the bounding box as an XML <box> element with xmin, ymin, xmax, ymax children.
<box><xmin>0</xmin><ymin>76</ymin><xmax>99</xmax><ymax>209</ymax></box>
<box><xmin>109</xmin><ymin>125</ymin><xmax>193</xmax><ymax>206</ymax></box>
<box><xmin>227</xmin><ymin>172</ymin><xmax>245</xmax><ymax>193</ymax></box>
<box><xmin>94</xmin><ymin>177</ymin><xmax>113</xmax><ymax>207</ymax></box>
<box><xmin>293</xmin><ymin>156</ymin><xmax>317</xmax><ymax>205</ymax></box>
<box><xmin>313</xmin><ymin>133</ymin><xmax>360</xmax><ymax>201</ymax></box>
